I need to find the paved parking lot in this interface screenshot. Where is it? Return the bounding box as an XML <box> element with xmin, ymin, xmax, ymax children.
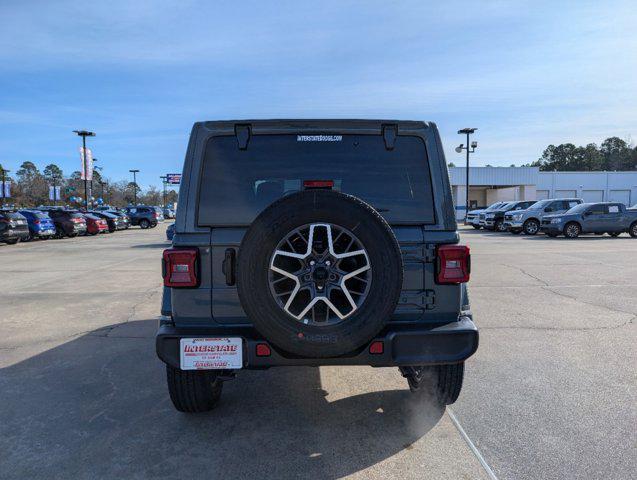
<box><xmin>1</xmin><ymin>225</ymin><xmax>635</xmax><ymax>479</ymax></box>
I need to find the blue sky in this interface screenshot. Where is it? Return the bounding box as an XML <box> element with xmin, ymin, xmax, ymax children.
<box><xmin>1</xmin><ymin>0</ymin><xmax>636</xmax><ymax>189</ymax></box>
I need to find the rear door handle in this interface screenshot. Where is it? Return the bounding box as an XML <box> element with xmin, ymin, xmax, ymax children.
<box><xmin>222</xmin><ymin>248</ymin><xmax>236</xmax><ymax>286</ymax></box>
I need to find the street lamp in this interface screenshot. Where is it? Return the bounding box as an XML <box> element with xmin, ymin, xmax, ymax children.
<box><xmin>456</xmin><ymin>128</ymin><xmax>478</xmax><ymax>221</ymax></box>
<box><xmin>129</xmin><ymin>169</ymin><xmax>140</xmax><ymax>205</ymax></box>
<box><xmin>73</xmin><ymin>130</ymin><xmax>95</xmax><ymax>210</ymax></box>
<box><xmin>160</xmin><ymin>175</ymin><xmax>168</xmax><ymax>208</ymax></box>
<box><xmin>0</xmin><ymin>167</ymin><xmax>10</xmax><ymax>206</ymax></box>
<box><xmin>99</xmin><ymin>181</ymin><xmax>107</xmax><ymax>204</ymax></box>
<box><xmin>90</xmin><ymin>158</ymin><xmax>100</xmax><ymax>208</ymax></box>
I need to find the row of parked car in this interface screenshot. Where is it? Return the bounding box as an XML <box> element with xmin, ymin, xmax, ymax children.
<box><xmin>0</xmin><ymin>205</ymin><xmax>166</xmax><ymax>245</ymax></box>
<box><xmin>466</xmin><ymin>199</ymin><xmax>637</xmax><ymax>238</ymax></box>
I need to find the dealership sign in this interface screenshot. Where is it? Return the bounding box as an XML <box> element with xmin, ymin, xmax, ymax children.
<box><xmin>166</xmin><ymin>173</ymin><xmax>181</xmax><ymax>185</ymax></box>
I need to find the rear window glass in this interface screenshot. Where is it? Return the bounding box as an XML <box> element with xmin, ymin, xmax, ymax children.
<box><xmin>198</xmin><ymin>134</ymin><xmax>434</xmax><ymax>225</ymax></box>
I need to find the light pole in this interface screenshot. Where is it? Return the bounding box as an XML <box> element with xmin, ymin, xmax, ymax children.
<box><xmin>90</xmin><ymin>158</ymin><xmax>99</xmax><ymax>208</ymax></box>
<box><xmin>0</xmin><ymin>167</ymin><xmax>10</xmax><ymax>206</ymax></box>
<box><xmin>160</xmin><ymin>175</ymin><xmax>167</xmax><ymax>207</ymax></box>
<box><xmin>456</xmin><ymin>128</ymin><xmax>478</xmax><ymax>221</ymax></box>
<box><xmin>73</xmin><ymin>130</ymin><xmax>95</xmax><ymax>210</ymax></box>
<box><xmin>129</xmin><ymin>169</ymin><xmax>140</xmax><ymax>205</ymax></box>
<box><xmin>99</xmin><ymin>181</ymin><xmax>106</xmax><ymax>203</ymax></box>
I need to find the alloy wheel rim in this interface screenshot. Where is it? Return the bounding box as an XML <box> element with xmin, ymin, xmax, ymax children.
<box><xmin>268</xmin><ymin>223</ymin><xmax>371</xmax><ymax>326</ymax></box>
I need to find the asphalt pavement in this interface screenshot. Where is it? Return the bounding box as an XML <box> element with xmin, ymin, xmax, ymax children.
<box><xmin>0</xmin><ymin>224</ymin><xmax>635</xmax><ymax>479</ymax></box>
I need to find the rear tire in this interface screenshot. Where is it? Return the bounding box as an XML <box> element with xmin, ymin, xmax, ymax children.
<box><xmin>630</xmin><ymin>222</ymin><xmax>637</xmax><ymax>238</ymax></box>
<box><xmin>494</xmin><ymin>219</ymin><xmax>507</xmax><ymax>232</ymax></box>
<box><xmin>139</xmin><ymin>219</ymin><xmax>150</xmax><ymax>229</ymax></box>
<box><xmin>166</xmin><ymin>365</ymin><xmax>223</xmax><ymax>413</ymax></box>
<box><xmin>5</xmin><ymin>238</ymin><xmax>19</xmax><ymax>245</ymax></box>
<box><xmin>523</xmin><ymin>219</ymin><xmax>540</xmax><ymax>235</ymax></box>
<box><xmin>402</xmin><ymin>363</ymin><xmax>465</xmax><ymax>405</ymax></box>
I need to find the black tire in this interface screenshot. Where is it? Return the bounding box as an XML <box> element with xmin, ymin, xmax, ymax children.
<box><xmin>139</xmin><ymin>219</ymin><xmax>150</xmax><ymax>229</ymax></box>
<box><xmin>630</xmin><ymin>222</ymin><xmax>637</xmax><ymax>238</ymax></box>
<box><xmin>564</xmin><ymin>222</ymin><xmax>581</xmax><ymax>239</ymax></box>
<box><xmin>5</xmin><ymin>238</ymin><xmax>19</xmax><ymax>245</ymax></box>
<box><xmin>523</xmin><ymin>219</ymin><xmax>540</xmax><ymax>235</ymax></box>
<box><xmin>494</xmin><ymin>219</ymin><xmax>507</xmax><ymax>232</ymax></box>
<box><xmin>166</xmin><ymin>365</ymin><xmax>223</xmax><ymax>413</ymax></box>
<box><xmin>237</xmin><ymin>190</ymin><xmax>403</xmax><ymax>358</ymax></box>
<box><xmin>471</xmin><ymin>225</ymin><xmax>481</xmax><ymax>230</ymax></box>
<box><xmin>608</xmin><ymin>232</ymin><xmax>621</xmax><ymax>237</ymax></box>
<box><xmin>402</xmin><ymin>363</ymin><xmax>465</xmax><ymax>405</ymax></box>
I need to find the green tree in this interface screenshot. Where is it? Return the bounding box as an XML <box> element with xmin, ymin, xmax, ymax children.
<box><xmin>531</xmin><ymin>138</ymin><xmax>636</xmax><ymax>171</ymax></box>
<box><xmin>43</xmin><ymin>163</ymin><xmax>63</xmax><ymax>180</ymax></box>
<box><xmin>448</xmin><ymin>162</ymin><xmax>456</xmax><ymax>168</ymax></box>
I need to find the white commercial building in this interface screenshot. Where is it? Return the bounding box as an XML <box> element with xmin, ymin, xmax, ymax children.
<box><xmin>449</xmin><ymin>167</ymin><xmax>637</xmax><ymax>220</ymax></box>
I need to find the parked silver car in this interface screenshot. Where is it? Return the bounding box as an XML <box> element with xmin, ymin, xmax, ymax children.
<box><xmin>504</xmin><ymin>198</ymin><xmax>583</xmax><ymax>235</ymax></box>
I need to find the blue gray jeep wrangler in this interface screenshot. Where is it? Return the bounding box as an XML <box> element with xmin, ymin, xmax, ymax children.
<box><xmin>157</xmin><ymin>120</ymin><xmax>478</xmax><ymax>412</ymax></box>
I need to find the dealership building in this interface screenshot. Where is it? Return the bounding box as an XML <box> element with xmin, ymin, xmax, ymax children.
<box><xmin>449</xmin><ymin>167</ymin><xmax>637</xmax><ymax>219</ymax></box>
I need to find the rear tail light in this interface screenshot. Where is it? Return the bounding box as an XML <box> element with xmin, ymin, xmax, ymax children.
<box><xmin>303</xmin><ymin>179</ymin><xmax>334</xmax><ymax>189</ymax></box>
<box><xmin>255</xmin><ymin>344</ymin><xmax>271</xmax><ymax>357</ymax></box>
<box><xmin>436</xmin><ymin>245</ymin><xmax>470</xmax><ymax>284</ymax></box>
<box><xmin>369</xmin><ymin>341</ymin><xmax>384</xmax><ymax>355</ymax></box>
<box><xmin>152</xmin><ymin>212</ymin><xmax>158</xmax><ymax>219</ymax></box>
<box><xmin>162</xmin><ymin>248</ymin><xmax>199</xmax><ymax>288</ymax></box>
<box><xmin>34</xmin><ymin>219</ymin><xmax>41</xmax><ymax>224</ymax></box>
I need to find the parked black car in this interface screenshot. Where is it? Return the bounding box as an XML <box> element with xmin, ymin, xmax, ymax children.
<box><xmin>47</xmin><ymin>209</ymin><xmax>88</xmax><ymax>237</ymax></box>
<box><xmin>124</xmin><ymin>206</ymin><xmax>158</xmax><ymax>229</ymax></box>
<box><xmin>89</xmin><ymin>210</ymin><xmax>127</xmax><ymax>232</ymax></box>
<box><xmin>0</xmin><ymin>210</ymin><xmax>30</xmax><ymax>244</ymax></box>
<box><xmin>105</xmin><ymin>209</ymin><xmax>131</xmax><ymax>229</ymax></box>
<box><xmin>480</xmin><ymin>200</ymin><xmax>537</xmax><ymax>232</ymax></box>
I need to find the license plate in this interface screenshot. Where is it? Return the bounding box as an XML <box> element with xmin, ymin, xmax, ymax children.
<box><xmin>180</xmin><ymin>337</ymin><xmax>243</xmax><ymax>370</ymax></box>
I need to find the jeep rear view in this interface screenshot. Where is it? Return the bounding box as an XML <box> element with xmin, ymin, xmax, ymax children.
<box><xmin>157</xmin><ymin>120</ymin><xmax>478</xmax><ymax>412</ymax></box>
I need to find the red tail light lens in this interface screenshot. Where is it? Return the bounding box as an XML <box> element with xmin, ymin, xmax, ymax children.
<box><xmin>303</xmin><ymin>179</ymin><xmax>334</xmax><ymax>189</ymax></box>
<box><xmin>34</xmin><ymin>219</ymin><xmax>41</xmax><ymax>224</ymax></box>
<box><xmin>436</xmin><ymin>245</ymin><xmax>470</xmax><ymax>284</ymax></box>
<box><xmin>152</xmin><ymin>212</ymin><xmax>158</xmax><ymax>218</ymax></box>
<box><xmin>369</xmin><ymin>341</ymin><xmax>384</xmax><ymax>355</ymax></box>
<box><xmin>255</xmin><ymin>344</ymin><xmax>271</xmax><ymax>357</ymax></box>
<box><xmin>162</xmin><ymin>248</ymin><xmax>198</xmax><ymax>288</ymax></box>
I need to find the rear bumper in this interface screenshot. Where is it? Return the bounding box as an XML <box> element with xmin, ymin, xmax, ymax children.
<box><xmin>156</xmin><ymin>316</ymin><xmax>479</xmax><ymax>369</ymax></box>
<box><xmin>1</xmin><ymin>228</ymin><xmax>29</xmax><ymax>240</ymax></box>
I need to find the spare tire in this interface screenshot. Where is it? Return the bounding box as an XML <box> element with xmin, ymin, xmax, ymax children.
<box><xmin>237</xmin><ymin>190</ymin><xmax>403</xmax><ymax>357</ymax></box>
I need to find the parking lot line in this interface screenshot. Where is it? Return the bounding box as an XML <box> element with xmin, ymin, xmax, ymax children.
<box><xmin>447</xmin><ymin>408</ymin><xmax>499</xmax><ymax>480</ymax></box>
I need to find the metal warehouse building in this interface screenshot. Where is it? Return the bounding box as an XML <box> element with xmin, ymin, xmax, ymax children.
<box><xmin>449</xmin><ymin>167</ymin><xmax>637</xmax><ymax>219</ymax></box>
